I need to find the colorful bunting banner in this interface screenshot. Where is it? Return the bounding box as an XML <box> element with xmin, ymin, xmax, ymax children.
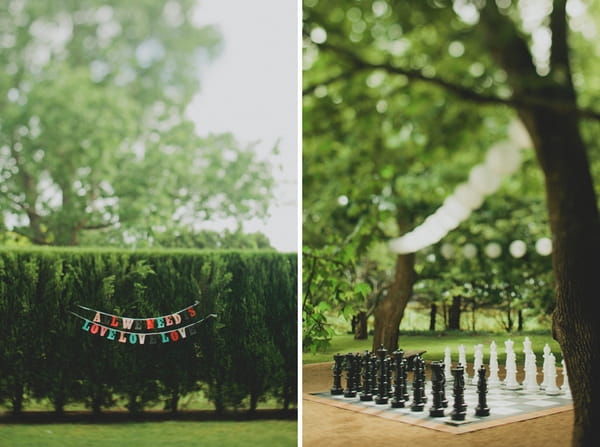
<box><xmin>76</xmin><ymin>301</ymin><xmax>201</xmax><ymax>332</ymax></box>
<box><xmin>70</xmin><ymin>302</ymin><xmax>217</xmax><ymax>345</ymax></box>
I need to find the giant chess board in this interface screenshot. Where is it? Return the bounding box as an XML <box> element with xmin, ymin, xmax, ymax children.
<box><xmin>307</xmin><ymin>382</ymin><xmax>573</xmax><ymax>434</ymax></box>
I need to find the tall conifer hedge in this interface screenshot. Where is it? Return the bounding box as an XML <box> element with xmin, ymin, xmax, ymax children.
<box><xmin>0</xmin><ymin>248</ymin><xmax>297</xmax><ymax>414</ymax></box>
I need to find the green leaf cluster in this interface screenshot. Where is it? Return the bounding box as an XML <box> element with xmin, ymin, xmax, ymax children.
<box><xmin>0</xmin><ymin>247</ymin><xmax>297</xmax><ymax>414</ymax></box>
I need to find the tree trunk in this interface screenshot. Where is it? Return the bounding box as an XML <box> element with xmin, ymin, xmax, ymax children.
<box><xmin>353</xmin><ymin>311</ymin><xmax>368</xmax><ymax>340</ymax></box>
<box><xmin>372</xmin><ymin>253</ymin><xmax>415</xmax><ymax>352</ymax></box>
<box><xmin>429</xmin><ymin>303</ymin><xmax>437</xmax><ymax>331</ymax></box>
<box><xmin>11</xmin><ymin>382</ymin><xmax>23</xmax><ymax>416</ymax></box>
<box><xmin>448</xmin><ymin>296</ymin><xmax>461</xmax><ymax>330</ymax></box>
<box><xmin>478</xmin><ymin>4</ymin><xmax>600</xmax><ymax>442</ymax></box>
<box><xmin>520</xmin><ymin>105</ymin><xmax>600</xmax><ymax>446</ymax></box>
<box><xmin>506</xmin><ymin>306</ymin><xmax>513</xmax><ymax>333</ymax></box>
<box><xmin>517</xmin><ymin>309</ymin><xmax>524</xmax><ymax>332</ymax></box>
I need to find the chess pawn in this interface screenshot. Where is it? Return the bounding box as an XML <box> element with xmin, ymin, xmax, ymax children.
<box><xmin>523</xmin><ymin>351</ymin><xmax>539</xmax><ymax>392</ymax></box>
<box><xmin>540</xmin><ymin>344</ymin><xmax>552</xmax><ymax>390</ymax></box>
<box><xmin>471</xmin><ymin>344</ymin><xmax>484</xmax><ymax>385</ymax></box>
<box><xmin>451</xmin><ymin>364</ymin><xmax>467</xmax><ymax>421</ymax></box>
<box><xmin>444</xmin><ymin>347</ymin><xmax>453</xmax><ymax>382</ymax></box>
<box><xmin>331</xmin><ymin>353</ymin><xmax>344</xmax><ymax>395</ymax></box>
<box><xmin>410</xmin><ymin>356</ymin><xmax>426</xmax><ymax>412</ymax></box>
<box><xmin>353</xmin><ymin>353</ymin><xmax>362</xmax><ymax>393</ymax></box>
<box><xmin>504</xmin><ymin>349</ymin><xmax>521</xmax><ymax>390</ymax></box>
<box><xmin>390</xmin><ymin>350</ymin><xmax>406</xmax><ymax>407</ymax></box>
<box><xmin>375</xmin><ymin>345</ymin><xmax>389</xmax><ymax>404</ymax></box>
<box><xmin>458</xmin><ymin>344</ymin><xmax>469</xmax><ymax>382</ymax></box>
<box><xmin>360</xmin><ymin>351</ymin><xmax>373</xmax><ymax>401</ymax></box>
<box><xmin>343</xmin><ymin>352</ymin><xmax>357</xmax><ymax>397</ymax></box>
<box><xmin>428</xmin><ymin>361</ymin><xmax>445</xmax><ymax>417</ymax></box>
<box><xmin>386</xmin><ymin>357</ymin><xmax>394</xmax><ymax>398</ymax></box>
<box><xmin>560</xmin><ymin>358</ymin><xmax>571</xmax><ymax>397</ymax></box>
<box><xmin>545</xmin><ymin>353</ymin><xmax>561</xmax><ymax>395</ymax></box>
<box><xmin>475</xmin><ymin>366</ymin><xmax>490</xmax><ymax>417</ymax></box>
<box><xmin>488</xmin><ymin>341</ymin><xmax>501</xmax><ymax>386</ymax></box>
<box><xmin>523</xmin><ymin>336</ymin><xmax>532</xmax><ymax>354</ymax></box>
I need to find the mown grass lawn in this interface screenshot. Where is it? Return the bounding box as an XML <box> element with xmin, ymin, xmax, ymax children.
<box><xmin>0</xmin><ymin>420</ymin><xmax>297</xmax><ymax>447</ymax></box>
<box><xmin>303</xmin><ymin>331</ymin><xmax>562</xmax><ymax>366</ymax></box>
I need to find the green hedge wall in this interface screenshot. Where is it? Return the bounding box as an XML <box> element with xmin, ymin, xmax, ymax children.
<box><xmin>0</xmin><ymin>247</ymin><xmax>297</xmax><ymax>415</ymax></box>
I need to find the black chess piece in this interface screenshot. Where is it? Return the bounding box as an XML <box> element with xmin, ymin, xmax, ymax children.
<box><xmin>370</xmin><ymin>353</ymin><xmax>379</xmax><ymax>396</ymax></box>
<box><xmin>401</xmin><ymin>356</ymin><xmax>410</xmax><ymax>402</ymax></box>
<box><xmin>360</xmin><ymin>351</ymin><xmax>373</xmax><ymax>401</ymax></box>
<box><xmin>343</xmin><ymin>353</ymin><xmax>357</xmax><ymax>398</ymax></box>
<box><xmin>451</xmin><ymin>364</ymin><xmax>467</xmax><ymax>421</ymax></box>
<box><xmin>375</xmin><ymin>345</ymin><xmax>389</xmax><ymax>404</ymax></box>
<box><xmin>386</xmin><ymin>357</ymin><xmax>394</xmax><ymax>398</ymax></box>
<box><xmin>391</xmin><ymin>350</ymin><xmax>406</xmax><ymax>408</ymax></box>
<box><xmin>411</xmin><ymin>355</ymin><xmax>425</xmax><ymax>412</ymax></box>
<box><xmin>440</xmin><ymin>362</ymin><xmax>448</xmax><ymax>408</ymax></box>
<box><xmin>418</xmin><ymin>356</ymin><xmax>428</xmax><ymax>403</ymax></box>
<box><xmin>475</xmin><ymin>365</ymin><xmax>490</xmax><ymax>417</ymax></box>
<box><xmin>429</xmin><ymin>361</ymin><xmax>445</xmax><ymax>417</ymax></box>
<box><xmin>331</xmin><ymin>353</ymin><xmax>344</xmax><ymax>395</ymax></box>
<box><xmin>352</xmin><ymin>353</ymin><xmax>362</xmax><ymax>393</ymax></box>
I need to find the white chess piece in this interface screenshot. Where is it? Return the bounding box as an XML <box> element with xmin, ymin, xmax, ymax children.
<box><xmin>523</xmin><ymin>350</ymin><xmax>539</xmax><ymax>392</ymax></box>
<box><xmin>488</xmin><ymin>341</ymin><xmax>501</xmax><ymax>386</ymax></box>
<box><xmin>471</xmin><ymin>344</ymin><xmax>484</xmax><ymax>385</ymax></box>
<box><xmin>545</xmin><ymin>353</ymin><xmax>561</xmax><ymax>395</ymax></box>
<box><xmin>523</xmin><ymin>336</ymin><xmax>532</xmax><ymax>354</ymax></box>
<box><xmin>504</xmin><ymin>339</ymin><xmax>520</xmax><ymax>390</ymax></box>
<box><xmin>444</xmin><ymin>346</ymin><xmax>453</xmax><ymax>381</ymax></box>
<box><xmin>561</xmin><ymin>358</ymin><xmax>571</xmax><ymax>397</ymax></box>
<box><xmin>540</xmin><ymin>343</ymin><xmax>552</xmax><ymax>390</ymax></box>
<box><xmin>458</xmin><ymin>344</ymin><xmax>468</xmax><ymax>379</ymax></box>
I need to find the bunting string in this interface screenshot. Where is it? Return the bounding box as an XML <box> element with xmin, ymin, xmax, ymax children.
<box><xmin>70</xmin><ymin>311</ymin><xmax>217</xmax><ymax>345</ymax></box>
<box><xmin>76</xmin><ymin>301</ymin><xmax>201</xmax><ymax>332</ymax></box>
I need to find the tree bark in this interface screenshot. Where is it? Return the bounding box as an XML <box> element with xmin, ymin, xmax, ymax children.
<box><xmin>520</xmin><ymin>104</ymin><xmax>600</xmax><ymax>447</ymax></box>
<box><xmin>372</xmin><ymin>252</ymin><xmax>415</xmax><ymax>352</ymax></box>
<box><xmin>517</xmin><ymin>309</ymin><xmax>524</xmax><ymax>332</ymax></box>
<box><xmin>429</xmin><ymin>303</ymin><xmax>437</xmax><ymax>331</ymax></box>
<box><xmin>353</xmin><ymin>311</ymin><xmax>368</xmax><ymax>339</ymax></box>
<box><xmin>448</xmin><ymin>296</ymin><xmax>461</xmax><ymax>330</ymax></box>
<box><xmin>479</xmin><ymin>3</ymin><xmax>600</xmax><ymax>444</ymax></box>
<box><xmin>506</xmin><ymin>306</ymin><xmax>513</xmax><ymax>333</ymax></box>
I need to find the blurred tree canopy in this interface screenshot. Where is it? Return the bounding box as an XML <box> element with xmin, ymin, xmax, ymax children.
<box><xmin>303</xmin><ymin>1</ymin><xmax>600</xmax><ymax>443</ymax></box>
<box><xmin>302</xmin><ymin>0</ymin><xmax>600</xmax><ymax>342</ymax></box>
<box><xmin>0</xmin><ymin>0</ymin><xmax>274</xmax><ymax>247</ymax></box>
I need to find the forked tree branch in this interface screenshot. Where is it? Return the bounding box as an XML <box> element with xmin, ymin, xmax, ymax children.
<box><xmin>304</xmin><ymin>41</ymin><xmax>600</xmax><ymax>122</ymax></box>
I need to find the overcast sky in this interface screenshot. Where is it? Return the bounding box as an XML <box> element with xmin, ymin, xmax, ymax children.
<box><xmin>187</xmin><ymin>0</ymin><xmax>299</xmax><ymax>252</ymax></box>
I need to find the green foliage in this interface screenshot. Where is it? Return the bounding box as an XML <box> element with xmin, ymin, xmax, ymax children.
<box><xmin>0</xmin><ymin>1</ymin><xmax>274</xmax><ymax>246</ymax></box>
<box><xmin>0</xmin><ymin>247</ymin><xmax>297</xmax><ymax>414</ymax></box>
<box><xmin>301</xmin><ymin>0</ymin><xmax>585</xmax><ymax>351</ymax></box>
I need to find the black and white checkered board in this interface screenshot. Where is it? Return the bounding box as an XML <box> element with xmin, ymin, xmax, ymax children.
<box><xmin>308</xmin><ymin>381</ymin><xmax>573</xmax><ymax>434</ymax></box>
